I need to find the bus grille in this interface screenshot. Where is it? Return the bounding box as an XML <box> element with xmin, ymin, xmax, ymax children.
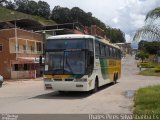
<box><xmin>54</xmin><ymin>79</ymin><xmax>62</xmax><ymax>81</ymax></box>
<box><xmin>65</xmin><ymin>79</ymin><xmax>74</xmax><ymax>81</ymax></box>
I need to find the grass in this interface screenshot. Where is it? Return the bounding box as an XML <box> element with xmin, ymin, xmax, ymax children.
<box><xmin>139</xmin><ymin>68</ymin><xmax>160</xmax><ymax>76</ymax></box>
<box><xmin>137</xmin><ymin>62</ymin><xmax>160</xmax><ymax>68</ymax></box>
<box><xmin>137</xmin><ymin>61</ymin><xmax>160</xmax><ymax>76</ymax></box>
<box><xmin>134</xmin><ymin>85</ymin><xmax>160</xmax><ymax>114</ymax></box>
<box><xmin>0</xmin><ymin>7</ymin><xmax>56</xmax><ymax>26</ymax></box>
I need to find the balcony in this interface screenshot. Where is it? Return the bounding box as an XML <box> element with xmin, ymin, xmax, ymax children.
<box><xmin>9</xmin><ymin>38</ymin><xmax>43</xmax><ymax>55</ymax></box>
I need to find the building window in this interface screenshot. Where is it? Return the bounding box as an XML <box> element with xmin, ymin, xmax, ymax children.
<box><xmin>0</xmin><ymin>44</ymin><xmax>3</xmax><ymax>52</ymax></box>
<box><xmin>31</xmin><ymin>46</ymin><xmax>34</xmax><ymax>52</ymax></box>
<box><xmin>23</xmin><ymin>45</ymin><xmax>26</xmax><ymax>53</ymax></box>
<box><xmin>36</xmin><ymin>42</ymin><xmax>42</xmax><ymax>51</ymax></box>
<box><xmin>15</xmin><ymin>45</ymin><xmax>19</xmax><ymax>52</ymax></box>
<box><xmin>14</xmin><ymin>64</ymin><xmax>19</xmax><ymax>71</ymax></box>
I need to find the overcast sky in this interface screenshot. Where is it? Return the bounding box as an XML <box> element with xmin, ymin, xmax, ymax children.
<box><xmin>35</xmin><ymin>0</ymin><xmax>160</xmax><ymax>43</ymax></box>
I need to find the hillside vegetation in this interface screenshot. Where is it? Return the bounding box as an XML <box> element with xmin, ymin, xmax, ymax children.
<box><xmin>0</xmin><ymin>7</ymin><xmax>56</xmax><ymax>26</ymax></box>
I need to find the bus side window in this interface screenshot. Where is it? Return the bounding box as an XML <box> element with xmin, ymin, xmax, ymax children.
<box><xmin>86</xmin><ymin>39</ymin><xmax>93</xmax><ymax>51</ymax></box>
<box><xmin>108</xmin><ymin>46</ymin><xmax>111</xmax><ymax>58</ymax></box>
<box><xmin>100</xmin><ymin>44</ymin><xmax>105</xmax><ymax>57</ymax></box>
<box><xmin>112</xmin><ymin>48</ymin><xmax>115</xmax><ymax>58</ymax></box>
<box><xmin>95</xmin><ymin>41</ymin><xmax>100</xmax><ymax>57</ymax></box>
<box><xmin>116</xmin><ymin>49</ymin><xmax>118</xmax><ymax>59</ymax></box>
<box><xmin>119</xmin><ymin>50</ymin><xmax>122</xmax><ymax>59</ymax></box>
<box><xmin>110</xmin><ymin>47</ymin><xmax>113</xmax><ymax>58</ymax></box>
<box><xmin>105</xmin><ymin>45</ymin><xmax>108</xmax><ymax>57</ymax></box>
<box><xmin>113</xmin><ymin>48</ymin><xmax>116</xmax><ymax>59</ymax></box>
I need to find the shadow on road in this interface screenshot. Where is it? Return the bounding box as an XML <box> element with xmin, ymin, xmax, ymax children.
<box><xmin>30</xmin><ymin>82</ymin><xmax>115</xmax><ymax>100</ymax></box>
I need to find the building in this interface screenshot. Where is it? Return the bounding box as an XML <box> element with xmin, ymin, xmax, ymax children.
<box><xmin>0</xmin><ymin>19</ymin><xmax>43</xmax><ymax>79</ymax></box>
<box><xmin>115</xmin><ymin>43</ymin><xmax>132</xmax><ymax>56</ymax></box>
<box><xmin>37</xmin><ymin>22</ymin><xmax>107</xmax><ymax>41</ymax></box>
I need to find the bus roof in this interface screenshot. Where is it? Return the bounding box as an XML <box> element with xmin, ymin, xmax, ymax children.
<box><xmin>47</xmin><ymin>34</ymin><xmax>120</xmax><ymax>49</ymax></box>
<box><xmin>47</xmin><ymin>34</ymin><xmax>95</xmax><ymax>40</ymax></box>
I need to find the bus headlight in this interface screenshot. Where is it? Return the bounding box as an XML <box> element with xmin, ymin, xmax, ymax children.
<box><xmin>44</xmin><ymin>78</ymin><xmax>52</xmax><ymax>82</ymax></box>
<box><xmin>75</xmin><ymin>78</ymin><xmax>87</xmax><ymax>82</ymax></box>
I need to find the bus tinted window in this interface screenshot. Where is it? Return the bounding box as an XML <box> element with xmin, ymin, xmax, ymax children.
<box><xmin>95</xmin><ymin>42</ymin><xmax>100</xmax><ymax>56</ymax></box>
<box><xmin>86</xmin><ymin>39</ymin><xmax>93</xmax><ymax>51</ymax></box>
<box><xmin>100</xmin><ymin>44</ymin><xmax>105</xmax><ymax>57</ymax></box>
<box><xmin>46</xmin><ymin>39</ymin><xmax>85</xmax><ymax>50</ymax></box>
<box><xmin>113</xmin><ymin>48</ymin><xmax>116</xmax><ymax>58</ymax></box>
<box><xmin>116</xmin><ymin>49</ymin><xmax>118</xmax><ymax>58</ymax></box>
<box><xmin>109</xmin><ymin>47</ymin><xmax>112</xmax><ymax>58</ymax></box>
<box><xmin>118</xmin><ymin>50</ymin><xmax>122</xmax><ymax>59</ymax></box>
<box><xmin>105</xmin><ymin>45</ymin><xmax>109</xmax><ymax>57</ymax></box>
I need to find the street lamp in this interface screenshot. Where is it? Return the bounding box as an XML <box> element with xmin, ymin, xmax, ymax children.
<box><xmin>10</xmin><ymin>12</ymin><xmax>18</xmax><ymax>60</ymax></box>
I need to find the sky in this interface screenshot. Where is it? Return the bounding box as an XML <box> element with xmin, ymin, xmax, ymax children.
<box><xmin>34</xmin><ymin>0</ymin><xmax>160</xmax><ymax>43</ymax></box>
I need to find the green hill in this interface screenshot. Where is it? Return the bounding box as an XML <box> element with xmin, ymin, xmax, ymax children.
<box><xmin>0</xmin><ymin>7</ymin><xmax>56</xmax><ymax>26</ymax></box>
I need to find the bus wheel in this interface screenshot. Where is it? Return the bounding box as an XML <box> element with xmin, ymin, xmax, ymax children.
<box><xmin>113</xmin><ymin>74</ymin><xmax>117</xmax><ymax>84</ymax></box>
<box><xmin>59</xmin><ymin>91</ymin><xmax>66</xmax><ymax>94</ymax></box>
<box><xmin>92</xmin><ymin>78</ymin><xmax>99</xmax><ymax>93</ymax></box>
<box><xmin>0</xmin><ymin>81</ymin><xmax>2</xmax><ymax>88</ymax></box>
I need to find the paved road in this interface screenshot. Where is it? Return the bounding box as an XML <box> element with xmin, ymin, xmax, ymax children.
<box><xmin>0</xmin><ymin>55</ymin><xmax>160</xmax><ymax>114</ymax></box>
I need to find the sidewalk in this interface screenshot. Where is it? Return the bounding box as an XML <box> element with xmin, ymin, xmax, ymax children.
<box><xmin>2</xmin><ymin>77</ymin><xmax>43</xmax><ymax>87</ymax></box>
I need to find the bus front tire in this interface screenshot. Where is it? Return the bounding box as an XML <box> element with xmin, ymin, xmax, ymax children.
<box><xmin>92</xmin><ymin>79</ymin><xmax>99</xmax><ymax>93</ymax></box>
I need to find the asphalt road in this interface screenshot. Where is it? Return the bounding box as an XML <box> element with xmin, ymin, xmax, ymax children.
<box><xmin>0</xmin><ymin>55</ymin><xmax>160</xmax><ymax>114</ymax></box>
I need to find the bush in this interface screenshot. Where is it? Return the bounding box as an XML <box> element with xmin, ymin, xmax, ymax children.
<box><xmin>138</xmin><ymin>62</ymin><xmax>155</xmax><ymax>68</ymax></box>
<box><xmin>154</xmin><ymin>68</ymin><xmax>160</xmax><ymax>73</ymax></box>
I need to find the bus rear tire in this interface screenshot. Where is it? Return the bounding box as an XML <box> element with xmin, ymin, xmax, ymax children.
<box><xmin>0</xmin><ymin>81</ymin><xmax>2</xmax><ymax>88</ymax></box>
<box><xmin>59</xmin><ymin>91</ymin><xmax>66</xmax><ymax>94</ymax></box>
<box><xmin>113</xmin><ymin>74</ymin><xmax>117</xmax><ymax>84</ymax></box>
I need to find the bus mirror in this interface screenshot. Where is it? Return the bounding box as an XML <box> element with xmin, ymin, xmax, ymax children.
<box><xmin>39</xmin><ymin>56</ymin><xmax>42</xmax><ymax>65</ymax></box>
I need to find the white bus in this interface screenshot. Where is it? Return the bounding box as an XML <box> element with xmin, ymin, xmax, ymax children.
<box><xmin>43</xmin><ymin>34</ymin><xmax>121</xmax><ymax>92</ymax></box>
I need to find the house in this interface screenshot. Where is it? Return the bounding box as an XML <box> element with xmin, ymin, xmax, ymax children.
<box><xmin>0</xmin><ymin>19</ymin><xmax>44</xmax><ymax>79</ymax></box>
<box><xmin>115</xmin><ymin>43</ymin><xmax>132</xmax><ymax>56</ymax></box>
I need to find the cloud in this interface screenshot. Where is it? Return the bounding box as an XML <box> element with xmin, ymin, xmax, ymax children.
<box><xmin>34</xmin><ymin>0</ymin><xmax>160</xmax><ymax>42</ymax></box>
<box><xmin>106</xmin><ymin>0</ymin><xmax>160</xmax><ymax>42</ymax></box>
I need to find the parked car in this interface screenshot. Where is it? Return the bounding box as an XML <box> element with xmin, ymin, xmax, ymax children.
<box><xmin>0</xmin><ymin>75</ymin><xmax>3</xmax><ymax>87</ymax></box>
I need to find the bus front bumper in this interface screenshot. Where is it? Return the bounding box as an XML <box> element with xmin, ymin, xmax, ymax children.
<box><xmin>44</xmin><ymin>81</ymin><xmax>91</xmax><ymax>91</ymax></box>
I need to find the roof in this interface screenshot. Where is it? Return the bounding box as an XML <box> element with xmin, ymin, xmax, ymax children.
<box><xmin>0</xmin><ymin>19</ymin><xmax>44</xmax><ymax>30</ymax></box>
<box><xmin>47</xmin><ymin>34</ymin><xmax>120</xmax><ymax>49</ymax></box>
<box><xmin>47</xmin><ymin>34</ymin><xmax>95</xmax><ymax>39</ymax></box>
<box><xmin>45</xmin><ymin>22</ymin><xmax>84</xmax><ymax>30</ymax></box>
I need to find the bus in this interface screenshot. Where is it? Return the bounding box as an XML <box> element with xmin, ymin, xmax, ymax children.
<box><xmin>43</xmin><ymin>34</ymin><xmax>121</xmax><ymax>92</ymax></box>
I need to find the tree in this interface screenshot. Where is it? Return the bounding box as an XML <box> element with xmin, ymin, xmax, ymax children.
<box><xmin>27</xmin><ymin>0</ymin><xmax>38</xmax><ymax>15</ymax></box>
<box><xmin>51</xmin><ymin>6</ymin><xmax>72</xmax><ymax>23</ymax></box>
<box><xmin>14</xmin><ymin>0</ymin><xmax>29</xmax><ymax>13</ymax></box>
<box><xmin>51</xmin><ymin>6</ymin><xmax>107</xmax><ymax>30</ymax></box>
<box><xmin>37</xmin><ymin>1</ymin><xmax>50</xmax><ymax>19</ymax></box>
<box><xmin>138</xmin><ymin>40</ymin><xmax>147</xmax><ymax>50</ymax></box>
<box><xmin>105</xmin><ymin>28</ymin><xmax>125</xmax><ymax>43</ymax></box>
<box><xmin>137</xmin><ymin>51</ymin><xmax>149</xmax><ymax>62</ymax></box>
<box><xmin>143</xmin><ymin>41</ymin><xmax>160</xmax><ymax>55</ymax></box>
<box><xmin>134</xmin><ymin>7</ymin><xmax>160</xmax><ymax>42</ymax></box>
<box><xmin>5</xmin><ymin>0</ymin><xmax>15</xmax><ymax>10</ymax></box>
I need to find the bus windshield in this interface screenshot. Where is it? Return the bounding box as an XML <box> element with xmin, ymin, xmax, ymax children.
<box><xmin>46</xmin><ymin>39</ymin><xmax>86</xmax><ymax>50</ymax></box>
<box><xmin>45</xmin><ymin>51</ymin><xmax>86</xmax><ymax>75</ymax></box>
